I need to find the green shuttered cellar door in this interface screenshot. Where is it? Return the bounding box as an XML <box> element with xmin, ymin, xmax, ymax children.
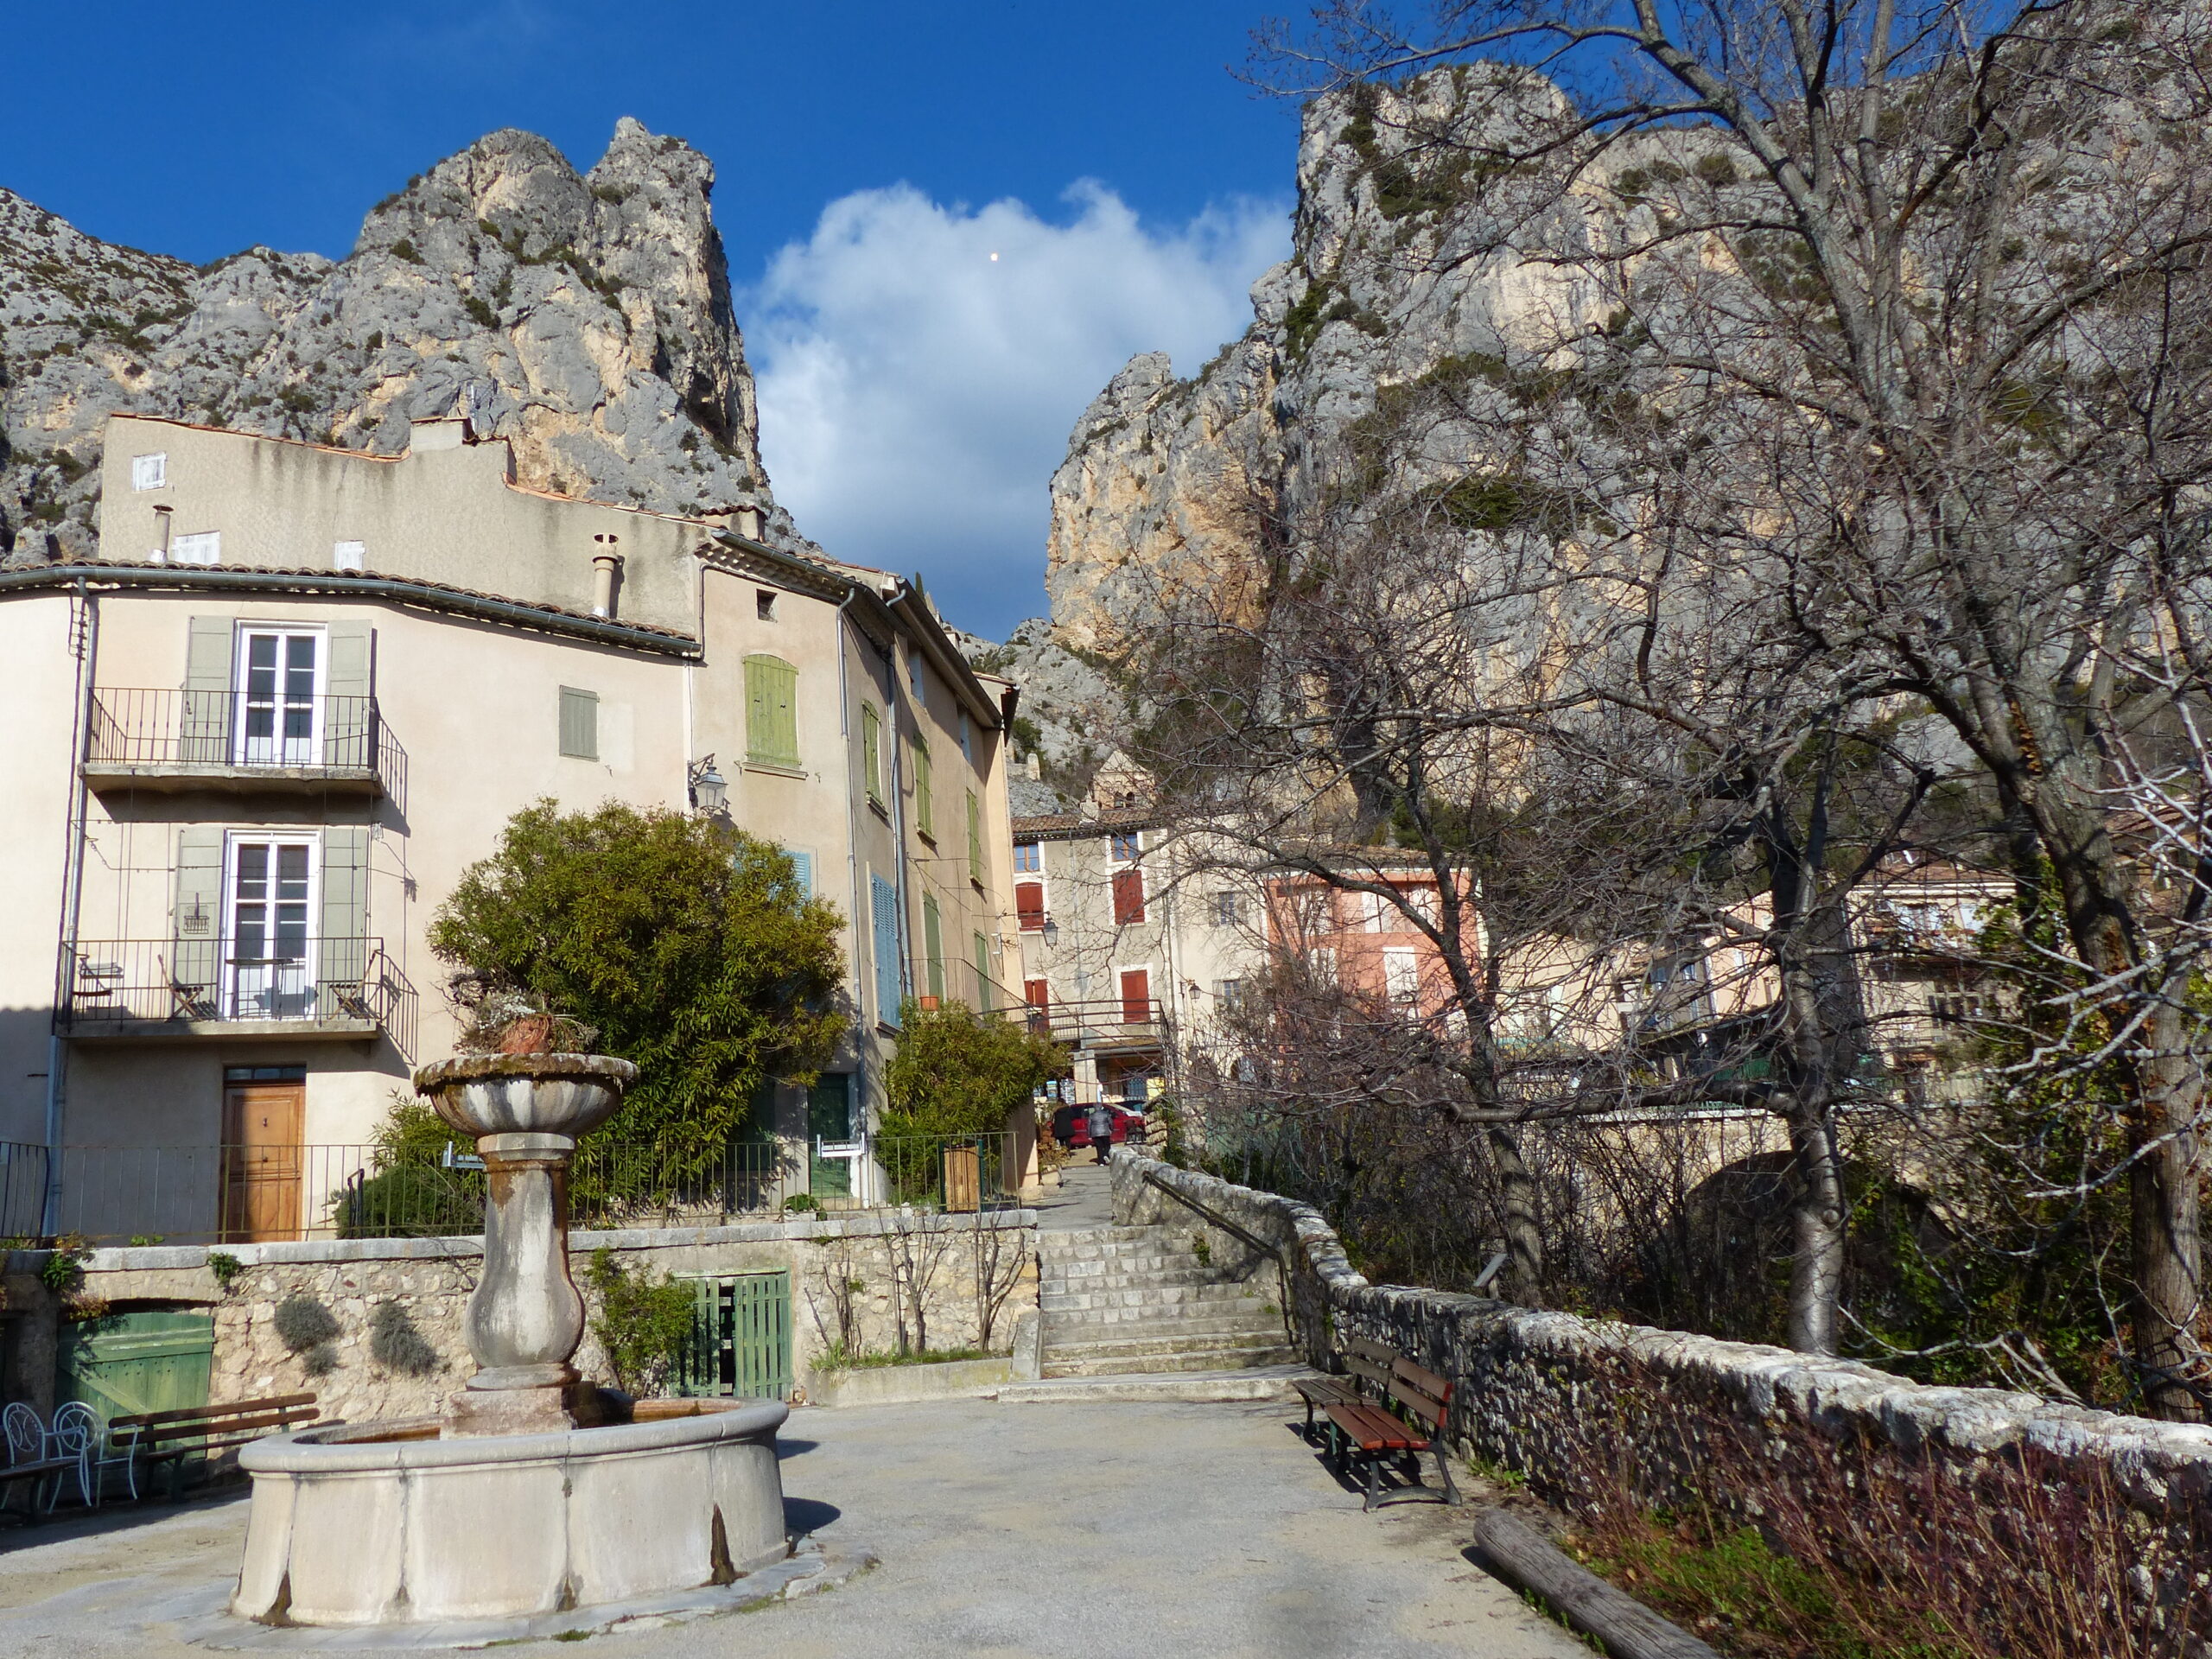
<box><xmin>676</xmin><ymin>1271</ymin><xmax>791</xmax><ymax>1402</ymax></box>
<box><xmin>58</xmin><ymin>1309</ymin><xmax>214</xmax><ymax>1421</ymax></box>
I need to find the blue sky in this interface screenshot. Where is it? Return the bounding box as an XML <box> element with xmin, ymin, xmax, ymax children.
<box><xmin>2</xmin><ymin>2</ymin><xmax>1300</xmax><ymax>636</ymax></box>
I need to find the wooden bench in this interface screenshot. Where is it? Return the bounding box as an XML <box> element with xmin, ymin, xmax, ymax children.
<box><xmin>1294</xmin><ymin>1337</ymin><xmax>1461</xmax><ymax>1510</ymax></box>
<box><xmin>109</xmin><ymin>1393</ymin><xmax>319</xmax><ymax>1500</ymax></box>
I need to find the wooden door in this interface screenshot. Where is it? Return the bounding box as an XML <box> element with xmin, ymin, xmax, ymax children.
<box><xmin>222</xmin><ymin>1078</ymin><xmax>304</xmax><ymax>1242</ymax></box>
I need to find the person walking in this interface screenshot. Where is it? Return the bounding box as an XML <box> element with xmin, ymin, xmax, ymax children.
<box><xmin>1086</xmin><ymin>1102</ymin><xmax>1116</xmax><ymax>1169</ymax></box>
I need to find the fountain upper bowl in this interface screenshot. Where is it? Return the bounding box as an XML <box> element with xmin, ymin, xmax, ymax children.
<box><xmin>412</xmin><ymin>1052</ymin><xmax>639</xmax><ymax>1141</ymax></box>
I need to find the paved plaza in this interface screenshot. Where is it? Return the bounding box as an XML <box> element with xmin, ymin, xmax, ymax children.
<box><xmin>0</xmin><ymin>1396</ymin><xmax>1583</xmax><ymax>1658</ymax></box>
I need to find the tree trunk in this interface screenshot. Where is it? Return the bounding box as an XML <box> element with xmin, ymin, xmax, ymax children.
<box><xmin>1783</xmin><ymin>1096</ymin><xmax>1847</xmax><ymax>1356</ymax></box>
<box><xmin>2129</xmin><ymin>1003</ymin><xmax>2206</xmax><ymax>1421</ymax></box>
<box><xmin>1489</xmin><ymin>1123</ymin><xmax>1545</xmax><ymax>1305</ymax></box>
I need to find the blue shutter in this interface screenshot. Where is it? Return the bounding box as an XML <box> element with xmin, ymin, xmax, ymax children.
<box><xmin>784</xmin><ymin>848</ymin><xmax>812</xmax><ymax>898</ymax></box>
<box><xmin>871</xmin><ymin>874</ymin><xmax>901</xmax><ymax>1027</ymax></box>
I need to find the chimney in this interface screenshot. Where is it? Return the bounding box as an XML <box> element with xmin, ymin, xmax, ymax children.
<box><xmin>733</xmin><ymin>503</ymin><xmax>764</xmax><ymax>543</ymax></box>
<box><xmin>591</xmin><ymin>534</ymin><xmax>622</xmax><ymax>618</ymax></box>
<box><xmin>1026</xmin><ymin>751</ymin><xmax>1043</xmax><ymax>780</ymax></box>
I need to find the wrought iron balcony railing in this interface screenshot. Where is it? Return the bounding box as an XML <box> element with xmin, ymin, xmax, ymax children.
<box><xmin>61</xmin><ymin>937</ymin><xmax>417</xmax><ymax>1054</ymax></box>
<box><xmin>84</xmin><ymin>688</ymin><xmax>407</xmax><ymax>804</ymax></box>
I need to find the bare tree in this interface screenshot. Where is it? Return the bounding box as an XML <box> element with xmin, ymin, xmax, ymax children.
<box><xmin>1255</xmin><ymin>0</ymin><xmax>2212</xmax><ymax>1417</ymax></box>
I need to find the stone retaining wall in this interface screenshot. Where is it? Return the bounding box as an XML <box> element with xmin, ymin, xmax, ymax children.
<box><xmin>8</xmin><ymin>1210</ymin><xmax>1037</xmax><ymax>1421</ymax></box>
<box><xmin>1114</xmin><ymin>1154</ymin><xmax>2212</xmax><ymax>1620</ymax></box>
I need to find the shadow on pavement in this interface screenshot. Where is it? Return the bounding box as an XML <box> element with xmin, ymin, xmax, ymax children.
<box><xmin>783</xmin><ymin>1497</ymin><xmax>841</xmax><ymax>1537</ymax></box>
<box><xmin>0</xmin><ymin>1484</ymin><xmax>245</xmax><ymax>1549</ymax></box>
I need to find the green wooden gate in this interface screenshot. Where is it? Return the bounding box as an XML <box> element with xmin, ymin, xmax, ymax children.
<box><xmin>57</xmin><ymin>1308</ymin><xmax>215</xmax><ymax>1421</ymax></box>
<box><xmin>675</xmin><ymin>1271</ymin><xmax>791</xmax><ymax>1402</ymax></box>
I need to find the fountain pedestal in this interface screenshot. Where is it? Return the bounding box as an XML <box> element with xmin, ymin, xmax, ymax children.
<box><xmin>413</xmin><ymin>1053</ymin><xmax>631</xmax><ymax>1435</ymax></box>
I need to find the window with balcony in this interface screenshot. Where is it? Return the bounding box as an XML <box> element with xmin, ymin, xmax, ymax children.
<box><xmin>1118</xmin><ymin>967</ymin><xmax>1153</xmax><ymax>1025</ymax></box>
<box><xmin>227</xmin><ymin>836</ymin><xmax>317</xmax><ymax>1020</ymax></box>
<box><xmin>236</xmin><ymin>629</ymin><xmax>325</xmax><ymax>767</ymax></box>
<box><xmin>1016</xmin><ymin>880</ymin><xmax>1046</xmax><ymax>931</ymax></box>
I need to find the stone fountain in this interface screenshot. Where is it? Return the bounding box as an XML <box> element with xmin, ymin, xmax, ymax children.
<box><xmin>226</xmin><ymin>1052</ymin><xmax>797</xmax><ymax>1633</ymax></box>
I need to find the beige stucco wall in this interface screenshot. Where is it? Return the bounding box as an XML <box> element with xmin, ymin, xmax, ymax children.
<box><xmin>0</xmin><ymin>597</ymin><xmax>79</xmax><ymax>1146</ymax></box>
<box><xmin>97</xmin><ymin>416</ymin><xmax>712</xmax><ymax>638</ymax></box>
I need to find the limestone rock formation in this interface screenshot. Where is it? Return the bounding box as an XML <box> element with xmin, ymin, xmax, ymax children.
<box><xmin>0</xmin><ymin>118</ymin><xmax>787</xmax><ymax>563</ymax></box>
<box><xmin>1046</xmin><ymin>67</ymin><xmax>1606</xmax><ymax>654</ymax></box>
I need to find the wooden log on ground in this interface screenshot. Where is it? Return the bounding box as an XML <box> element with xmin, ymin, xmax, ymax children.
<box><xmin>1471</xmin><ymin>1509</ymin><xmax>1722</xmax><ymax>1659</ymax></box>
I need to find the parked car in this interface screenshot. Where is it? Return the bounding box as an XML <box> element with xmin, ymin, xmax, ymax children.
<box><xmin>1048</xmin><ymin>1104</ymin><xmax>1143</xmax><ymax>1147</ymax></box>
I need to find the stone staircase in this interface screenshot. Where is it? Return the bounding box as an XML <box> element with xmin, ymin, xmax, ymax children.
<box><xmin>1034</xmin><ymin>1223</ymin><xmax>1299</xmax><ymax>1380</ymax></box>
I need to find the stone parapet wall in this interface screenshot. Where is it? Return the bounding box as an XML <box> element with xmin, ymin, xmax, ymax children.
<box><xmin>1112</xmin><ymin>1154</ymin><xmax>2212</xmax><ymax>1613</ymax></box>
<box><xmin>16</xmin><ymin>1211</ymin><xmax>1038</xmax><ymax>1421</ymax></box>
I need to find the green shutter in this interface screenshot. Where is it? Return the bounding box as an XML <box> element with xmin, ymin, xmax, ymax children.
<box><xmin>323</xmin><ymin>621</ymin><xmax>373</xmax><ymax>770</ymax></box>
<box><xmin>558</xmin><ymin>686</ymin><xmax>598</xmax><ymax>759</ymax></box>
<box><xmin>966</xmin><ymin>791</ymin><xmax>982</xmax><ymax>884</ymax></box>
<box><xmin>319</xmin><ymin>825</ymin><xmax>370</xmax><ymax>1007</ymax></box>
<box><xmin>181</xmin><ymin>617</ymin><xmax>232</xmax><ymax>763</ymax></box>
<box><xmin>861</xmin><ymin>703</ymin><xmax>882</xmax><ymax>804</ymax></box>
<box><xmin>173</xmin><ymin>827</ymin><xmax>225</xmax><ymax>1003</ymax></box>
<box><xmin>924</xmin><ymin>894</ymin><xmax>944</xmax><ymax>1001</ymax></box>
<box><xmin>746</xmin><ymin>656</ymin><xmax>798</xmax><ymax>767</ymax></box>
<box><xmin>912</xmin><ymin>741</ymin><xmax>933</xmax><ymax>838</ymax></box>
<box><xmin>973</xmin><ymin>931</ymin><xmax>991</xmax><ymax>1007</ymax></box>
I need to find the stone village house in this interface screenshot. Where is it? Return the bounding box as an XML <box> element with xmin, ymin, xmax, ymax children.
<box><xmin>0</xmin><ymin>412</ymin><xmax>1029</xmax><ymax>1245</ymax></box>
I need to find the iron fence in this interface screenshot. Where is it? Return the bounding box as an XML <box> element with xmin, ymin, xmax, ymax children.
<box><xmin>24</xmin><ymin>1130</ymin><xmax>1023</xmax><ymax>1246</ymax></box>
<box><xmin>60</xmin><ymin>938</ymin><xmax>418</xmax><ymax>1054</ymax></box>
<box><xmin>85</xmin><ymin>688</ymin><xmax>408</xmax><ymax>804</ymax></box>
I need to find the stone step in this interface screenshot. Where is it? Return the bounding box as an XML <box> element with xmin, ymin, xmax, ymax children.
<box><xmin>1041</xmin><ymin>1344</ymin><xmax>1300</xmax><ymax>1379</ymax></box>
<box><xmin>1036</xmin><ymin>1224</ymin><xmax>1178</xmax><ymax>1247</ymax></box>
<box><xmin>1044</xmin><ymin>1326</ymin><xmax>1291</xmax><ymax>1362</ymax></box>
<box><xmin>1030</xmin><ymin>1274</ymin><xmax>1230</xmax><ymax>1300</ymax></box>
<box><xmin>1040</xmin><ymin>1282</ymin><xmax>1268</xmax><ymax>1313</ymax></box>
<box><xmin>1042</xmin><ymin>1300</ymin><xmax>1279</xmax><ymax>1330</ymax></box>
<box><xmin>996</xmin><ymin>1364</ymin><xmax>1316</xmax><ymax>1404</ymax></box>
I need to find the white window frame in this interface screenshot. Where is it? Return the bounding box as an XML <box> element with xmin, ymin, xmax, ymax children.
<box><xmin>130</xmin><ymin>453</ymin><xmax>167</xmax><ymax>491</ymax></box>
<box><xmin>170</xmin><ymin>530</ymin><xmax>221</xmax><ymax>567</ymax></box>
<box><xmin>232</xmin><ymin>624</ymin><xmax>327</xmax><ymax>767</ymax></box>
<box><xmin>220</xmin><ymin>830</ymin><xmax>322</xmax><ymax>1021</ymax></box>
<box><xmin>1383</xmin><ymin>947</ymin><xmax>1421</xmax><ymax>1005</ymax></box>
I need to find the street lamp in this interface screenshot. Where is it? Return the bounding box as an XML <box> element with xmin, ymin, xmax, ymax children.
<box><xmin>687</xmin><ymin>754</ymin><xmax>728</xmax><ymax>815</ymax></box>
<box><xmin>1040</xmin><ymin>917</ymin><xmax>1059</xmax><ymax>946</ymax></box>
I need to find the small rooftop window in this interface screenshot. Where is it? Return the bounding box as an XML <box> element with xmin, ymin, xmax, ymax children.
<box><xmin>757</xmin><ymin>588</ymin><xmax>778</xmax><ymax>621</ymax></box>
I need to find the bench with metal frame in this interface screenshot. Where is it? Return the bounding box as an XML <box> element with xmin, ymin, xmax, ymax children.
<box><xmin>1294</xmin><ymin>1335</ymin><xmax>1462</xmax><ymax>1510</ymax></box>
<box><xmin>107</xmin><ymin>1392</ymin><xmax>319</xmax><ymax>1499</ymax></box>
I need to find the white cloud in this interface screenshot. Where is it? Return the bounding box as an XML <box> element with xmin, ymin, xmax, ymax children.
<box><xmin>740</xmin><ymin>181</ymin><xmax>1288</xmax><ymax>639</ymax></box>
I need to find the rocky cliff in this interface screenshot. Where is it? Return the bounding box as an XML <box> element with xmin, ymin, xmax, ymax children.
<box><xmin>1046</xmin><ymin>67</ymin><xmax>1607</xmax><ymax>654</ymax></box>
<box><xmin>0</xmin><ymin>118</ymin><xmax>783</xmax><ymax>563</ymax></box>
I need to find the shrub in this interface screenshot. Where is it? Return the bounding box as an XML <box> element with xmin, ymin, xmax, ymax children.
<box><xmin>582</xmin><ymin>1248</ymin><xmax>696</xmax><ymax>1396</ymax></box>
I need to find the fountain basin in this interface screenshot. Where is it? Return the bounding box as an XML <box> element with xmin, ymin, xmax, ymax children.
<box><xmin>232</xmin><ymin>1400</ymin><xmax>789</xmax><ymax>1628</ymax></box>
